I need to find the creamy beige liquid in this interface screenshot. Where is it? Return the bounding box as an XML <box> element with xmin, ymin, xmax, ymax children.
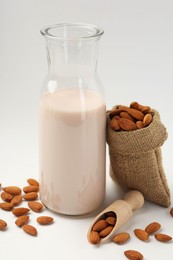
<box><xmin>39</xmin><ymin>88</ymin><xmax>106</xmax><ymax>215</ymax></box>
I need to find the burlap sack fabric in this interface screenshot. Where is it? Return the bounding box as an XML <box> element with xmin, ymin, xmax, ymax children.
<box><xmin>107</xmin><ymin>109</ymin><xmax>171</xmax><ymax>207</ymax></box>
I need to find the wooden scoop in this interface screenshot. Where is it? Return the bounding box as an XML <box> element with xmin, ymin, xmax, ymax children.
<box><xmin>87</xmin><ymin>190</ymin><xmax>144</xmax><ymax>244</ymax></box>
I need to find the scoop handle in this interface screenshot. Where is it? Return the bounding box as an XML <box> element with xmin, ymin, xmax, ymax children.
<box><xmin>124</xmin><ymin>190</ymin><xmax>144</xmax><ymax>211</ymax></box>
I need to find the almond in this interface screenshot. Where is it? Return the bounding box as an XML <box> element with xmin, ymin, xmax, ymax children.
<box><xmin>139</xmin><ymin>105</ymin><xmax>151</xmax><ymax>114</ymax></box>
<box><xmin>106</xmin><ymin>217</ymin><xmax>117</xmax><ymax>226</ymax></box>
<box><xmin>112</xmin><ymin>232</ymin><xmax>130</xmax><ymax>244</ymax></box>
<box><xmin>12</xmin><ymin>207</ymin><xmax>30</xmax><ymax>216</ymax></box>
<box><xmin>0</xmin><ymin>219</ymin><xmax>7</xmax><ymax>230</ymax></box>
<box><xmin>11</xmin><ymin>195</ymin><xmax>22</xmax><ymax>206</ymax></box>
<box><xmin>170</xmin><ymin>208</ymin><xmax>173</xmax><ymax>217</ymax></box>
<box><xmin>1</xmin><ymin>192</ymin><xmax>13</xmax><ymax>202</ymax></box>
<box><xmin>15</xmin><ymin>215</ymin><xmax>29</xmax><ymax>227</ymax></box>
<box><xmin>145</xmin><ymin>222</ymin><xmax>161</xmax><ymax>235</ymax></box>
<box><xmin>124</xmin><ymin>250</ymin><xmax>143</xmax><ymax>260</ymax></box>
<box><xmin>3</xmin><ymin>186</ymin><xmax>21</xmax><ymax>195</ymax></box>
<box><xmin>37</xmin><ymin>216</ymin><xmax>54</xmax><ymax>225</ymax></box>
<box><xmin>126</xmin><ymin>108</ymin><xmax>144</xmax><ymax>121</ymax></box>
<box><xmin>136</xmin><ymin>121</ymin><xmax>144</xmax><ymax>129</ymax></box>
<box><xmin>92</xmin><ymin>219</ymin><xmax>108</xmax><ymax>232</ymax></box>
<box><xmin>22</xmin><ymin>224</ymin><xmax>37</xmax><ymax>236</ymax></box>
<box><xmin>0</xmin><ymin>202</ymin><xmax>13</xmax><ymax>211</ymax></box>
<box><xmin>28</xmin><ymin>201</ymin><xmax>43</xmax><ymax>212</ymax></box>
<box><xmin>110</xmin><ymin>118</ymin><xmax>120</xmax><ymax>131</ymax></box>
<box><xmin>130</xmin><ymin>102</ymin><xmax>139</xmax><ymax>110</ymax></box>
<box><xmin>134</xmin><ymin>229</ymin><xmax>149</xmax><ymax>241</ymax></box>
<box><xmin>27</xmin><ymin>178</ymin><xmax>39</xmax><ymax>187</ymax></box>
<box><xmin>23</xmin><ymin>192</ymin><xmax>38</xmax><ymax>201</ymax></box>
<box><xmin>155</xmin><ymin>233</ymin><xmax>172</xmax><ymax>242</ymax></box>
<box><xmin>120</xmin><ymin>111</ymin><xmax>135</xmax><ymax>122</ymax></box>
<box><xmin>143</xmin><ymin>113</ymin><xmax>152</xmax><ymax>126</ymax></box>
<box><xmin>118</xmin><ymin>118</ymin><xmax>137</xmax><ymax>131</ymax></box>
<box><xmin>23</xmin><ymin>185</ymin><xmax>39</xmax><ymax>193</ymax></box>
<box><xmin>109</xmin><ymin>109</ymin><xmax>124</xmax><ymax>118</ymax></box>
<box><xmin>99</xmin><ymin>225</ymin><xmax>114</xmax><ymax>238</ymax></box>
<box><xmin>89</xmin><ymin>231</ymin><xmax>100</xmax><ymax>244</ymax></box>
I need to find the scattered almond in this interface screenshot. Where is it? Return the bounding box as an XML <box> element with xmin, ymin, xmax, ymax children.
<box><xmin>23</xmin><ymin>185</ymin><xmax>39</xmax><ymax>193</ymax></box>
<box><xmin>134</xmin><ymin>229</ymin><xmax>149</xmax><ymax>241</ymax></box>
<box><xmin>155</xmin><ymin>233</ymin><xmax>172</xmax><ymax>242</ymax></box>
<box><xmin>170</xmin><ymin>208</ymin><xmax>173</xmax><ymax>217</ymax></box>
<box><xmin>23</xmin><ymin>192</ymin><xmax>38</xmax><ymax>201</ymax></box>
<box><xmin>99</xmin><ymin>225</ymin><xmax>114</xmax><ymax>238</ymax></box>
<box><xmin>15</xmin><ymin>215</ymin><xmax>29</xmax><ymax>227</ymax></box>
<box><xmin>0</xmin><ymin>202</ymin><xmax>13</xmax><ymax>211</ymax></box>
<box><xmin>22</xmin><ymin>224</ymin><xmax>37</xmax><ymax>236</ymax></box>
<box><xmin>12</xmin><ymin>207</ymin><xmax>30</xmax><ymax>216</ymax></box>
<box><xmin>27</xmin><ymin>178</ymin><xmax>39</xmax><ymax>187</ymax></box>
<box><xmin>37</xmin><ymin>216</ymin><xmax>54</xmax><ymax>225</ymax></box>
<box><xmin>92</xmin><ymin>219</ymin><xmax>108</xmax><ymax>232</ymax></box>
<box><xmin>89</xmin><ymin>231</ymin><xmax>100</xmax><ymax>244</ymax></box>
<box><xmin>28</xmin><ymin>201</ymin><xmax>43</xmax><ymax>213</ymax></box>
<box><xmin>0</xmin><ymin>219</ymin><xmax>7</xmax><ymax>230</ymax></box>
<box><xmin>3</xmin><ymin>186</ymin><xmax>21</xmax><ymax>195</ymax></box>
<box><xmin>112</xmin><ymin>232</ymin><xmax>130</xmax><ymax>244</ymax></box>
<box><xmin>11</xmin><ymin>195</ymin><xmax>22</xmax><ymax>206</ymax></box>
<box><xmin>145</xmin><ymin>222</ymin><xmax>161</xmax><ymax>235</ymax></box>
<box><xmin>1</xmin><ymin>192</ymin><xmax>13</xmax><ymax>202</ymax></box>
<box><xmin>124</xmin><ymin>250</ymin><xmax>143</xmax><ymax>260</ymax></box>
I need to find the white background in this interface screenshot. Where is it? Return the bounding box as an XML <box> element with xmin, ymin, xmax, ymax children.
<box><xmin>0</xmin><ymin>0</ymin><xmax>173</xmax><ymax>259</ymax></box>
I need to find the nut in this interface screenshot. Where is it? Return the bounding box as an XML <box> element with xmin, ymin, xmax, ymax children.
<box><xmin>124</xmin><ymin>250</ymin><xmax>143</xmax><ymax>260</ymax></box>
<box><xmin>155</xmin><ymin>233</ymin><xmax>172</xmax><ymax>242</ymax></box>
<box><xmin>28</xmin><ymin>201</ymin><xmax>43</xmax><ymax>213</ymax></box>
<box><xmin>37</xmin><ymin>216</ymin><xmax>54</xmax><ymax>225</ymax></box>
<box><xmin>99</xmin><ymin>225</ymin><xmax>114</xmax><ymax>238</ymax></box>
<box><xmin>27</xmin><ymin>178</ymin><xmax>39</xmax><ymax>187</ymax></box>
<box><xmin>170</xmin><ymin>208</ymin><xmax>173</xmax><ymax>217</ymax></box>
<box><xmin>89</xmin><ymin>231</ymin><xmax>100</xmax><ymax>244</ymax></box>
<box><xmin>22</xmin><ymin>224</ymin><xmax>37</xmax><ymax>236</ymax></box>
<box><xmin>112</xmin><ymin>232</ymin><xmax>130</xmax><ymax>244</ymax></box>
<box><xmin>23</xmin><ymin>186</ymin><xmax>39</xmax><ymax>193</ymax></box>
<box><xmin>11</xmin><ymin>195</ymin><xmax>22</xmax><ymax>206</ymax></box>
<box><xmin>1</xmin><ymin>192</ymin><xmax>13</xmax><ymax>202</ymax></box>
<box><xmin>0</xmin><ymin>219</ymin><xmax>7</xmax><ymax>230</ymax></box>
<box><xmin>0</xmin><ymin>202</ymin><xmax>13</xmax><ymax>211</ymax></box>
<box><xmin>118</xmin><ymin>118</ymin><xmax>137</xmax><ymax>131</ymax></box>
<box><xmin>12</xmin><ymin>207</ymin><xmax>30</xmax><ymax>216</ymax></box>
<box><xmin>23</xmin><ymin>192</ymin><xmax>38</xmax><ymax>201</ymax></box>
<box><xmin>92</xmin><ymin>219</ymin><xmax>108</xmax><ymax>232</ymax></box>
<box><xmin>110</xmin><ymin>118</ymin><xmax>120</xmax><ymax>131</ymax></box>
<box><xmin>106</xmin><ymin>217</ymin><xmax>117</xmax><ymax>226</ymax></box>
<box><xmin>2</xmin><ymin>186</ymin><xmax>21</xmax><ymax>195</ymax></box>
<box><xmin>143</xmin><ymin>113</ymin><xmax>153</xmax><ymax>126</ymax></box>
<box><xmin>134</xmin><ymin>229</ymin><xmax>149</xmax><ymax>241</ymax></box>
<box><xmin>15</xmin><ymin>215</ymin><xmax>29</xmax><ymax>227</ymax></box>
<box><xmin>145</xmin><ymin>222</ymin><xmax>161</xmax><ymax>235</ymax></box>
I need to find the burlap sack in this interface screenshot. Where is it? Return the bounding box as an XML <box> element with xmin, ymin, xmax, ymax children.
<box><xmin>107</xmin><ymin>109</ymin><xmax>171</xmax><ymax>207</ymax></box>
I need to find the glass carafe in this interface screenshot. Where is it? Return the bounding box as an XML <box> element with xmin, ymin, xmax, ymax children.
<box><xmin>39</xmin><ymin>23</ymin><xmax>106</xmax><ymax>215</ymax></box>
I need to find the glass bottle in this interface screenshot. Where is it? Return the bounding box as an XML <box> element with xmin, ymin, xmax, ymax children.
<box><xmin>39</xmin><ymin>23</ymin><xmax>106</xmax><ymax>215</ymax></box>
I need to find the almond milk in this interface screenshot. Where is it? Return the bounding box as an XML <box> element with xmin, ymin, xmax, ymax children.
<box><xmin>39</xmin><ymin>87</ymin><xmax>106</xmax><ymax>215</ymax></box>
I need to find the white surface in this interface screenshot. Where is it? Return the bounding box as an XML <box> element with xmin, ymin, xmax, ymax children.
<box><xmin>0</xmin><ymin>0</ymin><xmax>173</xmax><ymax>259</ymax></box>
